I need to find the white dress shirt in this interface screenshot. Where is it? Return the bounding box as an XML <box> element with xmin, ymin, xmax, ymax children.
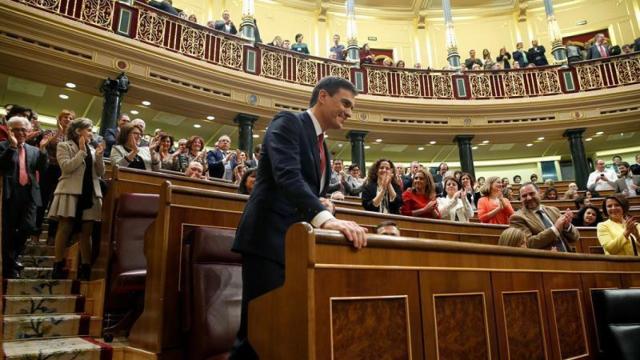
<box><xmin>306</xmin><ymin>109</ymin><xmax>334</xmax><ymax>228</ymax></box>
<box><xmin>587</xmin><ymin>169</ymin><xmax>617</xmax><ymax>191</ymax></box>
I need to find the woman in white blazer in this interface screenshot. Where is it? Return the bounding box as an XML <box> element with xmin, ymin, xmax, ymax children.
<box><xmin>49</xmin><ymin>118</ymin><xmax>105</xmax><ymax>280</ymax></box>
<box><xmin>437</xmin><ymin>176</ymin><xmax>474</xmax><ymax>222</ymax></box>
<box><xmin>109</xmin><ymin>123</ymin><xmax>160</xmax><ymax>171</ymax></box>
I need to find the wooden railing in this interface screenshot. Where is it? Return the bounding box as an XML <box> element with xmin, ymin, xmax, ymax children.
<box><xmin>13</xmin><ymin>0</ymin><xmax>640</xmax><ymax>99</ymax></box>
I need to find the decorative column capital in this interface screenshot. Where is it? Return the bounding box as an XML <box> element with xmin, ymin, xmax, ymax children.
<box><xmin>234</xmin><ymin>113</ymin><xmax>258</xmax><ymax>127</ymax></box>
<box><xmin>100</xmin><ymin>72</ymin><xmax>129</xmax><ymax>96</ymax></box>
<box><xmin>453</xmin><ymin>135</ymin><xmax>474</xmax><ymax>144</ymax></box>
<box><xmin>563</xmin><ymin>128</ymin><xmax>586</xmax><ymax>138</ymax></box>
<box><xmin>347</xmin><ymin>130</ymin><xmax>368</xmax><ymax>142</ymax></box>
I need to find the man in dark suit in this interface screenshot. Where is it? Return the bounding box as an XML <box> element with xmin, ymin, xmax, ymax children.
<box><xmin>230</xmin><ymin>77</ymin><xmax>367</xmax><ymax>359</ymax></box>
<box><xmin>464</xmin><ymin>49</ymin><xmax>482</xmax><ymax>69</ymax></box>
<box><xmin>587</xmin><ymin>33</ymin><xmax>610</xmax><ymax>60</ymax></box>
<box><xmin>104</xmin><ymin>113</ymin><xmax>130</xmax><ymax>157</ymax></box>
<box><xmin>0</xmin><ymin>117</ymin><xmax>48</xmax><ymax>278</ymax></box>
<box><xmin>509</xmin><ymin>182</ymin><xmax>579</xmax><ymax>251</ymax></box>
<box><xmin>402</xmin><ymin>161</ymin><xmax>420</xmax><ymax>189</ymax></box>
<box><xmin>433</xmin><ymin>162</ymin><xmax>449</xmax><ymax>196</ymax></box>
<box><xmin>213</xmin><ymin>9</ymin><xmax>237</xmax><ymax>35</ymax></box>
<box><xmin>512</xmin><ymin>41</ymin><xmax>530</xmax><ymax>68</ymax></box>
<box><xmin>206</xmin><ymin>134</ymin><xmax>233</xmax><ymax>179</ymax></box>
<box><xmin>527</xmin><ymin>40</ymin><xmax>549</xmax><ymax>66</ymax></box>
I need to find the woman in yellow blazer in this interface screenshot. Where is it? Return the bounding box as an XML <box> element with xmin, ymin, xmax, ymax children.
<box><xmin>49</xmin><ymin>118</ymin><xmax>105</xmax><ymax>280</ymax></box>
<box><xmin>597</xmin><ymin>194</ymin><xmax>640</xmax><ymax>255</ymax></box>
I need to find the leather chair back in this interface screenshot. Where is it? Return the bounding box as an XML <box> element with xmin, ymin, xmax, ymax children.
<box><xmin>592</xmin><ymin>289</ymin><xmax>640</xmax><ymax>360</ymax></box>
<box><xmin>184</xmin><ymin>227</ymin><xmax>242</xmax><ymax>360</ymax></box>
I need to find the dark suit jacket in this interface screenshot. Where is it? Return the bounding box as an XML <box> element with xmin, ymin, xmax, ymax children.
<box><xmin>613</xmin><ymin>176</ymin><xmax>640</xmax><ymax>195</ymax></box>
<box><xmin>634</xmin><ymin>38</ymin><xmax>640</xmax><ymax>52</ymax></box>
<box><xmin>361</xmin><ymin>181</ymin><xmax>403</xmax><ymax>214</ymax></box>
<box><xmin>213</xmin><ymin>20</ymin><xmax>237</xmax><ymax>35</ymax></box>
<box><xmin>232</xmin><ymin>111</ymin><xmax>330</xmax><ymax>264</ymax></box>
<box><xmin>0</xmin><ymin>141</ymin><xmax>48</xmax><ymax>206</ymax></box>
<box><xmin>206</xmin><ymin>149</ymin><xmax>239</xmax><ymax>179</ymax></box>
<box><xmin>104</xmin><ymin>127</ymin><xmax>118</xmax><ymax>157</ymax></box>
<box><xmin>586</xmin><ymin>44</ymin><xmax>610</xmax><ymax>59</ymax></box>
<box><xmin>512</xmin><ymin>50</ymin><xmax>529</xmax><ymax>68</ymax></box>
<box><xmin>509</xmin><ymin>205</ymin><xmax>580</xmax><ymax>250</ymax></box>
<box><xmin>527</xmin><ymin>46</ymin><xmax>549</xmax><ymax>66</ymax></box>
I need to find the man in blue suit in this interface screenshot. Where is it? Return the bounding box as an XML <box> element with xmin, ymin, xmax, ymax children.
<box><xmin>512</xmin><ymin>42</ymin><xmax>530</xmax><ymax>68</ymax></box>
<box><xmin>230</xmin><ymin>77</ymin><xmax>367</xmax><ymax>359</ymax></box>
<box><xmin>587</xmin><ymin>33</ymin><xmax>610</xmax><ymax>60</ymax></box>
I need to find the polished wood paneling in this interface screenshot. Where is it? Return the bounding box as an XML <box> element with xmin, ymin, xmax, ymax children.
<box><xmin>331</xmin><ymin>296</ymin><xmax>410</xmax><ymax>360</ymax></box>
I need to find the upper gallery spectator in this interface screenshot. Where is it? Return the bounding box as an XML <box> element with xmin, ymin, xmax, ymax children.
<box><xmin>214</xmin><ymin>10</ymin><xmax>237</xmax><ymax>35</ymax></box>
<box><xmin>512</xmin><ymin>42</ymin><xmax>529</xmax><ymax>68</ymax></box>
<box><xmin>375</xmin><ymin>221</ymin><xmax>401</xmax><ymax>236</ymax></box>
<box><xmin>437</xmin><ymin>177</ymin><xmax>474</xmax><ymax>222</ymax></box>
<box><xmin>359</xmin><ymin>43</ymin><xmax>375</xmax><ymax>64</ymax></box>
<box><xmin>147</xmin><ymin>0</ymin><xmax>178</xmax><ymax>16</ymax></box>
<box><xmin>184</xmin><ymin>161</ymin><xmax>205</xmax><ymax>179</ymax></box>
<box><xmin>402</xmin><ymin>161</ymin><xmax>420</xmax><ymax>189</ymax></box>
<box><xmin>207</xmin><ymin>134</ymin><xmax>233</xmax><ymax>178</ymax></box>
<box><xmin>509</xmin><ymin>182</ymin><xmax>579</xmax><ymax>251</ymax></box>
<box><xmin>634</xmin><ymin>37</ymin><xmax>640</xmax><ymax>52</ymax></box>
<box><xmin>498</xmin><ymin>228</ymin><xmax>528</xmax><ymax>248</ymax></box>
<box><xmin>572</xmin><ymin>205</ymin><xmax>603</xmax><ymax>227</ymax></box>
<box><xmin>613</xmin><ymin>161</ymin><xmax>640</xmax><ymax>195</ymax></box>
<box><xmin>282</xmin><ymin>39</ymin><xmax>291</xmax><ymax>49</ymax></box>
<box><xmin>188</xmin><ymin>14</ymin><xmax>197</xmax><ymax>22</ymax></box>
<box><xmin>464</xmin><ymin>49</ymin><xmax>482</xmax><ymax>70</ymax></box>
<box><xmin>631</xmin><ymin>154</ymin><xmax>640</xmax><ymax>175</ymax></box>
<box><xmin>237</xmin><ymin>167</ymin><xmax>257</xmax><ymax>195</ymax></box>
<box><xmin>327</xmin><ymin>159</ymin><xmax>351</xmax><ymax>195</ymax></box>
<box><xmin>268</xmin><ymin>36</ymin><xmax>283</xmax><ymax>47</ymax></box>
<box><xmin>496</xmin><ymin>47</ymin><xmax>512</xmax><ymax>69</ymax></box>
<box><xmin>528</xmin><ymin>40</ymin><xmax>548</xmax><ymax>66</ymax></box>
<box><xmin>396</xmin><ymin>60</ymin><xmax>406</xmax><ymax>68</ymax></box>
<box><xmin>0</xmin><ymin>116</ymin><xmax>48</xmax><ymax>278</ymax></box>
<box><xmin>362</xmin><ymin>158</ymin><xmax>403</xmax><ymax>214</ymax></box>
<box><xmin>621</xmin><ymin>44</ymin><xmax>632</xmax><ymax>54</ymax></box>
<box><xmin>587</xmin><ymin>33</ymin><xmax>610</xmax><ymax>59</ymax></box>
<box><xmin>291</xmin><ymin>33</ymin><xmax>309</xmax><ymax>54</ymax></box>
<box><xmin>110</xmin><ymin>123</ymin><xmax>160</xmax><ymax>171</ymax></box>
<box><xmin>344</xmin><ymin>164</ymin><xmax>364</xmax><ymax>196</ymax></box>
<box><xmin>477</xmin><ymin>176</ymin><xmax>514</xmax><ymax>225</ymax></box>
<box><xmin>566</xmin><ymin>41</ymin><xmax>585</xmax><ymax>63</ymax></box>
<box><xmin>460</xmin><ymin>172</ymin><xmax>480</xmax><ymax>209</ymax></box>
<box><xmin>543</xmin><ymin>187</ymin><xmax>558</xmax><ymax>200</ymax></box>
<box><xmin>130</xmin><ymin>118</ymin><xmax>149</xmax><ymax>146</ymax></box>
<box><xmin>104</xmin><ymin>113</ymin><xmax>130</xmax><ymax>157</ymax></box>
<box><xmin>400</xmin><ymin>169</ymin><xmax>440</xmax><ymax>219</ymax></box>
<box><xmin>482</xmin><ymin>49</ymin><xmax>496</xmax><ymax>70</ymax></box>
<box><xmin>587</xmin><ymin>159</ymin><xmax>617</xmax><ymax>192</ymax></box>
<box><xmin>563</xmin><ymin>183</ymin><xmax>579</xmax><ymax>200</ymax></box>
<box><xmin>597</xmin><ymin>194</ymin><xmax>640</xmax><ymax>255</ymax></box>
<box><xmin>513</xmin><ymin>175</ymin><xmax>522</xmax><ymax>184</ymax></box>
<box><xmin>329</xmin><ymin>34</ymin><xmax>345</xmax><ymax>61</ymax></box>
<box><xmin>49</xmin><ymin>118</ymin><xmax>104</xmax><ymax>280</ymax></box>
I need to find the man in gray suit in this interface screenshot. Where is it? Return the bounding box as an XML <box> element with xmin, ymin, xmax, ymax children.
<box><xmin>587</xmin><ymin>33</ymin><xmax>610</xmax><ymax>59</ymax></box>
<box><xmin>0</xmin><ymin>117</ymin><xmax>48</xmax><ymax>278</ymax></box>
<box><xmin>613</xmin><ymin>162</ymin><xmax>640</xmax><ymax>195</ymax></box>
<box><xmin>509</xmin><ymin>182</ymin><xmax>579</xmax><ymax>251</ymax></box>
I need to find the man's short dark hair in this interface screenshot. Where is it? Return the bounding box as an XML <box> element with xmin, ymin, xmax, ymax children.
<box><xmin>348</xmin><ymin>164</ymin><xmax>359</xmax><ymax>171</ymax></box>
<box><xmin>619</xmin><ymin>161</ymin><xmax>630</xmax><ymax>168</ymax></box>
<box><xmin>612</xmin><ymin>155</ymin><xmax>622</xmax><ymax>161</ymax></box>
<box><xmin>574</xmin><ymin>196</ymin><xmax>586</xmax><ymax>209</ymax></box>
<box><xmin>309</xmin><ymin>76</ymin><xmax>357</xmax><ymax>107</ymax></box>
<box><xmin>375</xmin><ymin>221</ymin><xmax>398</xmax><ymax>232</ymax></box>
<box><xmin>520</xmin><ymin>182</ymin><xmax>539</xmax><ymax>191</ymax></box>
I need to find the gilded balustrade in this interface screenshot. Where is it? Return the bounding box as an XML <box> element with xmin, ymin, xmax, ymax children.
<box><xmin>10</xmin><ymin>0</ymin><xmax>640</xmax><ymax>100</ymax></box>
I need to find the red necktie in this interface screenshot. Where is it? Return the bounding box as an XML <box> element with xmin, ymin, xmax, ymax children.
<box><xmin>317</xmin><ymin>134</ymin><xmax>326</xmax><ymax>175</ymax></box>
<box><xmin>18</xmin><ymin>145</ymin><xmax>28</xmax><ymax>186</ymax></box>
<box><xmin>598</xmin><ymin>45</ymin><xmax>607</xmax><ymax>58</ymax></box>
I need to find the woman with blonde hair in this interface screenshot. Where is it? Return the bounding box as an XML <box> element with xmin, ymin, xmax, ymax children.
<box><xmin>49</xmin><ymin>118</ymin><xmax>104</xmax><ymax>280</ymax></box>
<box><xmin>499</xmin><ymin>228</ymin><xmax>528</xmax><ymax>247</ymax></box>
<box><xmin>477</xmin><ymin>176</ymin><xmax>514</xmax><ymax>224</ymax></box>
<box><xmin>401</xmin><ymin>169</ymin><xmax>440</xmax><ymax>218</ymax></box>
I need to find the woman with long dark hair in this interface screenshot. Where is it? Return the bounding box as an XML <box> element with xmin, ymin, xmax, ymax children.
<box><xmin>362</xmin><ymin>158</ymin><xmax>403</xmax><ymax>214</ymax></box>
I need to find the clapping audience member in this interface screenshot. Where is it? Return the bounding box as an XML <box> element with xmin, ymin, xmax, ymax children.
<box><xmin>375</xmin><ymin>221</ymin><xmax>400</xmax><ymax>236</ymax></box>
<box><xmin>543</xmin><ymin>187</ymin><xmax>558</xmax><ymax>200</ymax></box>
<box><xmin>49</xmin><ymin>118</ymin><xmax>104</xmax><ymax>280</ymax></box>
<box><xmin>464</xmin><ymin>49</ymin><xmax>482</xmax><ymax>70</ymax></box>
<box><xmin>130</xmin><ymin>119</ymin><xmax>149</xmax><ymax>146</ymax></box>
<box><xmin>233</xmin><ymin>163</ymin><xmax>247</xmax><ymax>184</ymax></box>
<box><xmin>214</xmin><ymin>10</ymin><xmax>237</xmax><ymax>34</ymax></box>
<box><xmin>482</xmin><ymin>49</ymin><xmax>496</xmax><ymax>70</ymax></box>
<box><xmin>104</xmin><ymin>114</ymin><xmax>130</xmax><ymax>157</ymax></box>
<box><xmin>0</xmin><ymin>116</ymin><xmax>48</xmax><ymax>278</ymax></box>
<box><xmin>437</xmin><ymin>177</ymin><xmax>474</xmax><ymax>222</ymax></box>
<box><xmin>172</xmin><ymin>138</ymin><xmax>188</xmax><ymax>171</ymax></box>
<box><xmin>237</xmin><ymin>168</ymin><xmax>257</xmax><ymax>195</ymax></box>
<box><xmin>329</xmin><ymin>34</ymin><xmax>345</xmax><ymax>61</ymax></box>
<box><xmin>497</xmin><ymin>47</ymin><xmax>511</xmax><ymax>69</ymax></box>
<box><xmin>400</xmin><ymin>169</ymin><xmax>440</xmax><ymax>218</ymax></box>
<box><xmin>509</xmin><ymin>182</ymin><xmax>578</xmax><ymax>251</ymax></box>
<box><xmin>110</xmin><ymin>123</ymin><xmax>160</xmax><ymax>171</ymax></box>
<box><xmin>477</xmin><ymin>176</ymin><xmax>514</xmax><ymax>224</ymax></box>
<box><xmin>597</xmin><ymin>194</ymin><xmax>640</xmax><ymax>255</ymax></box>
<box><xmin>359</xmin><ymin>43</ymin><xmax>375</xmax><ymax>64</ymax></box>
<box><xmin>572</xmin><ymin>205</ymin><xmax>603</xmax><ymax>227</ymax></box>
<box><xmin>563</xmin><ymin>183</ymin><xmax>579</xmax><ymax>200</ymax></box>
<box><xmin>587</xmin><ymin>159</ymin><xmax>617</xmax><ymax>191</ymax></box>
<box><xmin>154</xmin><ymin>133</ymin><xmax>175</xmax><ymax>170</ymax></box>
<box><xmin>179</xmin><ymin>135</ymin><xmax>207</xmax><ymax>174</ymax></box>
<box><xmin>184</xmin><ymin>161</ymin><xmax>205</xmax><ymax>179</ymax></box>
<box><xmin>498</xmin><ymin>228</ymin><xmax>528</xmax><ymax>248</ymax></box>
<box><xmin>345</xmin><ymin>164</ymin><xmax>364</xmax><ymax>196</ymax></box>
<box><xmin>613</xmin><ymin>162</ymin><xmax>640</xmax><ymax>196</ymax></box>
<box><xmin>328</xmin><ymin>159</ymin><xmax>351</xmax><ymax>195</ymax></box>
<box><xmin>207</xmin><ymin>134</ymin><xmax>233</xmax><ymax>178</ymax></box>
<box><xmin>528</xmin><ymin>39</ymin><xmax>548</xmax><ymax>66</ymax></box>
<box><xmin>460</xmin><ymin>172</ymin><xmax>480</xmax><ymax>210</ymax></box>
<box><xmin>475</xmin><ymin>176</ymin><xmax>485</xmax><ymax>192</ymax></box>
<box><xmin>291</xmin><ymin>33</ymin><xmax>309</xmax><ymax>54</ymax></box>
<box><xmin>362</xmin><ymin>158</ymin><xmax>403</xmax><ymax>214</ymax></box>
<box><xmin>512</xmin><ymin>42</ymin><xmax>529</xmax><ymax>68</ymax></box>
<box><xmin>587</xmin><ymin>33</ymin><xmax>610</xmax><ymax>59</ymax></box>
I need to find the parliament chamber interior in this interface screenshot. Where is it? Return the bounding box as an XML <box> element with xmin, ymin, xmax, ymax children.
<box><xmin>1</xmin><ymin>0</ymin><xmax>640</xmax><ymax>358</ymax></box>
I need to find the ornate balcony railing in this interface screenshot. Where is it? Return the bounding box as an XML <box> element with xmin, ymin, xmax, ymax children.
<box><xmin>13</xmin><ymin>0</ymin><xmax>640</xmax><ymax>100</ymax></box>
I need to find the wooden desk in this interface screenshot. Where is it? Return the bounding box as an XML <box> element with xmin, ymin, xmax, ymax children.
<box><xmin>249</xmin><ymin>224</ymin><xmax>640</xmax><ymax>360</ymax></box>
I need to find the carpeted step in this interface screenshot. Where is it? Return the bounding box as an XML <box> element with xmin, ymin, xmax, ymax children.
<box><xmin>19</xmin><ymin>255</ymin><xmax>56</xmax><ymax>268</ymax></box>
<box><xmin>3</xmin><ymin>295</ymin><xmax>85</xmax><ymax>315</ymax></box>
<box><xmin>2</xmin><ymin>336</ymin><xmax>112</xmax><ymax>359</ymax></box>
<box><xmin>21</xmin><ymin>267</ymin><xmax>53</xmax><ymax>279</ymax></box>
<box><xmin>4</xmin><ymin>279</ymin><xmax>80</xmax><ymax>296</ymax></box>
<box><xmin>3</xmin><ymin>314</ymin><xmax>98</xmax><ymax>340</ymax></box>
<box><xmin>23</xmin><ymin>243</ymin><xmax>55</xmax><ymax>256</ymax></box>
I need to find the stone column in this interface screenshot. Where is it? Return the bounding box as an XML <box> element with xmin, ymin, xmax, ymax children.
<box><xmin>442</xmin><ymin>0</ymin><xmax>460</xmax><ymax>68</ymax></box>
<box><xmin>99</xmin><ymin>73</ymin><xmax>129</xmax><ymax>137</ymax></box>
<box><xmin>347</xmin><ymin>130</ymin><xmax>367</xmax><ymax>176</ymax></box>
<box><xmin>239</xmin><ymin>0</ymin><xmax>256</xmax><ymax>41</ymax></box>
<box><xmin>234</xmin><ymin>114</ymin><xmax>258</xmax><ymax>153</ymax></box>
<box><xmin>454</xmin><ymin>135</ymin><xmax>475</xmax><ymax>179</ymax></box>
<box><xmin>543</xmin><ymin>0</ymin><xmax>567</xmax><ymax>64</ymax></box>
<box><xmin>563</xmin><ymin>128</ymin><xmax>590</xmax><ymax>190</ymax></box>
<box><xmin>345</xmin><ymin>0</ymin><xmax>359</xmax><ymax>62</ymax></box>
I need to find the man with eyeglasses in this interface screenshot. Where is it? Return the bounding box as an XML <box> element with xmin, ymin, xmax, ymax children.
<box><xmin>0</xmin><ymin>116</ymin><xmax>49</xmax><ymax>278</ymax></box>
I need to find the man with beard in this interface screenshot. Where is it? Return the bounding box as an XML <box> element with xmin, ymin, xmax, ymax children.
<box><xmin>613</xmin><ymin>162</ymin><xmax>640</xmax><ymax>195</ymax></box>
<box><xmin>509</xmin><ymin>182</ymin><xmax>579</xmax><ymax>251</ymax></box>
